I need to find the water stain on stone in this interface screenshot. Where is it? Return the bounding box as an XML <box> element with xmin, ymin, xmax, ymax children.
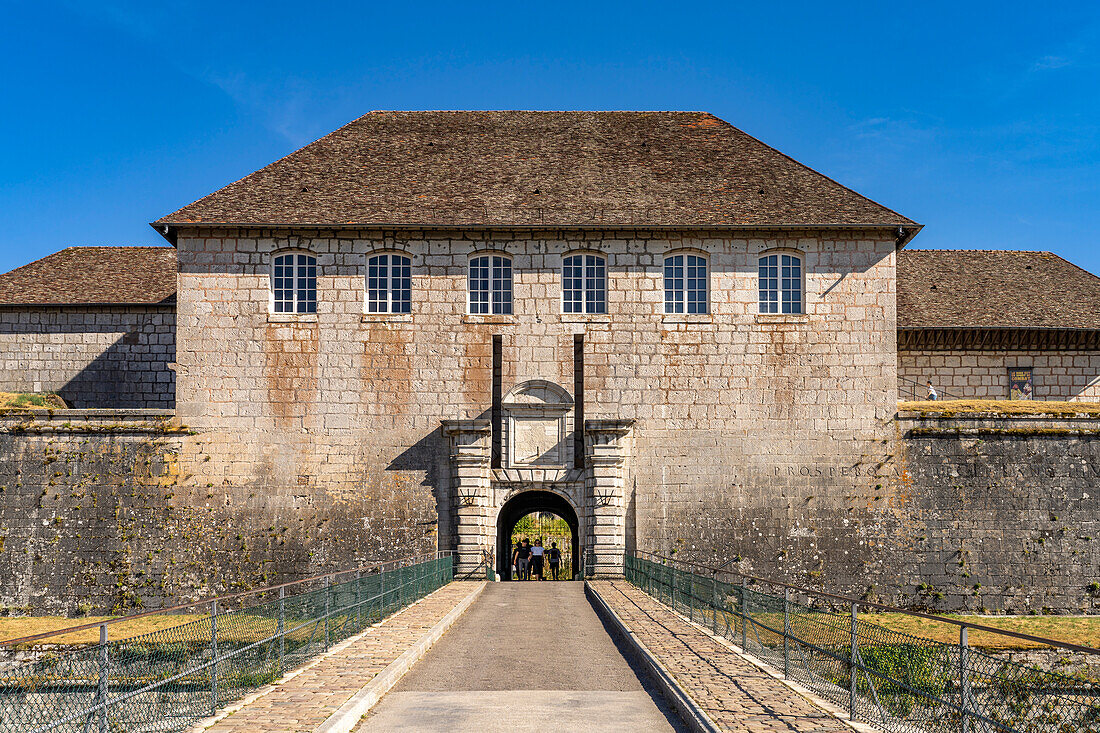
<box><xmin>263</xmin><ymin>322</ymin><xmax>320</xmax><ymax>427</ymax></box>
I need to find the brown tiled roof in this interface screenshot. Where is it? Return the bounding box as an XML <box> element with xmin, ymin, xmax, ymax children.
<box><xmin>897</xmin><ymin>249</ymin><xmax>1100</xmax><ymax>330</ymax></box>
<box><xmin>0</xmin><ymin>247</ymin><xmax>177</xmax><ymax>305</ymax></box>
<box><xmin>155</xmin><ymin>111</ymin><xmax>917</xmax><ymax>232</ymax></box>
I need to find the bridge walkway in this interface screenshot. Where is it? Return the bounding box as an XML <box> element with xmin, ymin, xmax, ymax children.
<box><xmin>354</xmin><ymin>581</ymin><xmax>685</xmax><ymax>731</ymax></box>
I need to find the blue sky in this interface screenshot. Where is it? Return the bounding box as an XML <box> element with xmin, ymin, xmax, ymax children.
<box><xmin>1</xmin><ymin>2</ymin><xmax>1097</xmax><ymax>273</ymax></box>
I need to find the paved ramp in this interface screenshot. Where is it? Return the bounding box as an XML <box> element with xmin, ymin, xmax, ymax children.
<box><xmin>356</xmin><ymin>582</ymin><xmax>685</xmax><ymax>732</ymax></box>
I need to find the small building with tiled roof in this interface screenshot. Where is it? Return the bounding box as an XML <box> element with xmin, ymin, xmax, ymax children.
<box><xmin>0</xmin><ymin>247</ymin><xmax>176</xmax><ymax>408</ymax></box>
<box><xmin>897</xmin><ymin>249</ymin><xmax>1100</xmax><ymax>400</ymax></box>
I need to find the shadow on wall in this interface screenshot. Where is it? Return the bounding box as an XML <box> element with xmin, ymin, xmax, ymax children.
<box><xmin>60</xmin><ymin>337</ymin><xmax>175</xmax><ymax>409</ymax></box>
<box><xmin>386</xmin><ymin>425</ymin><xmax>451</xmax><ymax>547</ymax></box>
<box><xmin>0</xmin><ymin>306</ymin><xmax>176</xmax><ymax>409</ymax></box>
<box><xmin>385</xmin><ymin>408</ymin><xmax>495</xmax><ymax>554</ymax></box>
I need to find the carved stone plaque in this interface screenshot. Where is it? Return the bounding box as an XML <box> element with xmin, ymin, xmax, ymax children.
<box><xmin>511</xmin><ymin>416</ymin><xmax>563</xmax><ymax>466</ymax></box>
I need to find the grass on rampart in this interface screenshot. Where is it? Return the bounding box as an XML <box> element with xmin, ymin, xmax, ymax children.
<box><xmin>899</xmin><ymin>399</ymin><xmax>1100</xmax><ymax>417</ymax></box>
<box><xmin>0</xmin><ymin>391</ymin><xmax>67</xmax><ymax>410</ymax></box>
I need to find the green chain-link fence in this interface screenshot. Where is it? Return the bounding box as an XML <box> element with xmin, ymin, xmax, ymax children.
<box><xmin>625</xmin><ymin>552</ymin><xmax>1100</xmax><ymax>733</ymax></box>
<box><xmin>0</xmin><ymin>552</ymin><xmax>453</xmax><ymax>732</ymax></box>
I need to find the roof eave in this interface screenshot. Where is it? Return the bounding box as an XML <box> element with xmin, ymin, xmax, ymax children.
<box><xmin>155</xmin><ymin>221</ymin><xmax>918</xmax><ymax>235</ymax></box>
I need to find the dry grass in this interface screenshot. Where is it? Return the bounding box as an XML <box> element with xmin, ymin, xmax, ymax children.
<box><xmin>0</xmin><ymin>391</ymin><xmax>67</xmax><ymax>410</ymax></box>
<box><xmin>863</xmin><ymin>613</ymin><xmax>1100</xmax><ymax>651</ymax></box>
<box><xmin>0</xmin><ymin>614</ymin><xmax>208</xmax><ymax>647</ymax></box>
<box><xmin>899</xmin><ymin>399</ymin><xmax>1100</xmax><ymax>417</ymax></box>
<box><xmin>0</xmin><ymin>612</ymin><xmax>367</xmax><ymax>648</ymax></box>
<box><xmin>707</xmin><ymin>609</ymin><xmax>1100</xmax><ymax>651</ymax></box>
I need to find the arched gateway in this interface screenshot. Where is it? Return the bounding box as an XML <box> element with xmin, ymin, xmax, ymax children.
<box><xmin>441</xmin><ymin>379</ymin><xmax>634</xmax><ymax>578</ymax></box>
<box><xmin>496</xmin><ymin>489</ymin><xmax>579</xmax><ymax>579</ymax></box>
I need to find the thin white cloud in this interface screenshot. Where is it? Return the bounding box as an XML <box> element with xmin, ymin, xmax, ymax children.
<box><xmin>1031</xmin><ymin>55</ymin><xmax>1072</xmax><ymax>71</ymax></box>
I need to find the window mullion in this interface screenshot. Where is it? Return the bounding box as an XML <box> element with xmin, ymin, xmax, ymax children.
<box><xmin>385</xmin><ymin>259</ymin><xmax>392</xmax><ymax>314</ymax></box>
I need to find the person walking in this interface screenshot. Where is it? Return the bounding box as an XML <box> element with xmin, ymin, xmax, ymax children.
<box><xmin>530</xmin><ymin>538</ymin><xmax>545</xmax><ymax>581</ymax></box>
<box><xmin>926</xmin><ymin>381</ymin><xmax>939</xmax><ymax>401</ymax></box>
<box><xmin>547</xmin><ymin>542</ymin><xmax>562</xmax><ymax>580</ymax></box>
<box><xmin>517</xmin><ymin>539</ymin><xmax>531</xmax><ymax>580</ymax></box>
<box><xmin>510</xmin><ymin>540</ymin><xmax>522</xmax><ymax>581</ymax></box>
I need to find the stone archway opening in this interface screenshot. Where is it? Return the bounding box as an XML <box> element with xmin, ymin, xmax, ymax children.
<box><xmin>496</xmin><ymin>490</ymin><xmax>580</xmax><ymax>581</ymax></box>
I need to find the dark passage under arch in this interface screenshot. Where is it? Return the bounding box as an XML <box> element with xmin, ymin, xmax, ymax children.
<box><xmin>496</xmin><ymin>490</ymin><xmax>580</xmax><ymax>580</ymax></box>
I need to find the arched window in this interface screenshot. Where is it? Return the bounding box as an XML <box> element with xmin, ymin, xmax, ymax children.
<box><xmin>758</xmin><ymin>253</ymin><xmax>803</xmax><ymax>314</ymax></box>
<box><xmin>271</xmin><ymin>252</ymin><xmax>317</xmax><ymax>313</ymax></box>
<box><xmin>664</xmin><ymin>253</ymin><xmax>707</xmax><ymax>314</ymax></box>
<box><xmin>562</xmin><ymin>253</ymin><xmax>606</xmax><ymax>314</ymax></box>
<box><xmin>469</xmin><ymin>254</ymin><xmax>512</xmax><ymax>315</ymax></box>
<box><xmin>366</xmin><ymin>253</ymin><xmax>412</xmax><ymax>313</ymax></box>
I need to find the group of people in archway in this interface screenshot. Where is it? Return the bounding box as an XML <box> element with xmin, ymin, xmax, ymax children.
<box><xmin>510</xmin><ymin>538</ymin><xmax>562</xmax><ymax>580</ymax></box>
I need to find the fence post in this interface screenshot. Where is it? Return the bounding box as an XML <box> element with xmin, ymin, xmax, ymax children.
<box><xmin>783</xmin><ymin>588</ymin><xmax>790</xmax><ymax>679</ymax></box>
<box><xmin>324</xmin><ymin>576</ymin><xmax>330</xmax><ymax>651</ymax></box>
<box><xmin>740</xmin><ymin>578</ymin><xmax>748</xmax><ymax>652</ymax></box>
<box><xmin>97</xmin><ymin>622</ymin><xmax>108</xmax><ymax>733</ymax></box>
<box><xmin>671</xmin><ymin>564</ymin><xmax>678</xmax><ymax>613</ymax></box>
<box><xmin>686</xmin><ymin>570</ymin><xmax>694</xmax><ymax>622</ymax></box>
<box><xmin>711</xmin><ymin>570</ymin><xmax>720</xmax><ymax>636</ymax></box>
<box><xmin>960</xmin><ymin>626</ymin><xmax>970</xmax><ymax>733</ymax></box>
<box><xmin>356</xmin><ymin>570</ymin><xmax>362</xmax><ymax>629</ymax></box>
<box><xmin>278</xmin><ymin>586</ymin><xmax>286</xmax><ymax>673</ymax></box>
<box><xmin>849</xmin><ymin>602</ymin><xmax>858</xmax><ymax>721</ymax></box>
<box><xmin>381</xmin><ymin>563</ymin><xmax>387</xmax><ymax>616</ymax></box>
<box><xmin>210</xmin><ymin>600</ymin><xmax>219</xmax><ymax>716</ymax></box>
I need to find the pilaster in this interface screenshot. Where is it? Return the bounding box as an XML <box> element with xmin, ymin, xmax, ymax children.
<box><xmin>441</xmin><ymin>419</ymin><xmax>493</xmax><ymax>575</ymax></box>
<box><xmin>584</xmin><ymin>418</ymin><xmax>635</xmax><ymax>577</ymax></box>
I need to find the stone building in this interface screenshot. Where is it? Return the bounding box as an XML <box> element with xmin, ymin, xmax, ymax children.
<box><xmin>897</xmin><ymin>249</ymin><xmax>1100</xmax><ymax>401</ymax></box>
<box><xmin>0</xmin><ymin>247</ymin><xmax>176</xmax><ymax>408</ymax></box>
<box><xmin>1</xmin><ymin>111</ymin><xmax>1098</xmax><ymax>601</ymax></box>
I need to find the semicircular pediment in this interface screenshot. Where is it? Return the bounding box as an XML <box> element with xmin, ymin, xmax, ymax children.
<box><xmin>502</xmin><ymin>379</ymin><xmax>573</xmax><ymax>407</ymax></box>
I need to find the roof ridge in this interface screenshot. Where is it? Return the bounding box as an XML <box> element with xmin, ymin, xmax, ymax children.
<box><xmin>363</xmin><ymin>109</ymin><xmax>711</xmax><ymax>114</ymax></box>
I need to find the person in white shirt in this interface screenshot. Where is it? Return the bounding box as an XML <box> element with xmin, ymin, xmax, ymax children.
<box><xmin>530</xmin><ymin>538</ymin><xmax>545</xmax><ymax>581</ymax></box>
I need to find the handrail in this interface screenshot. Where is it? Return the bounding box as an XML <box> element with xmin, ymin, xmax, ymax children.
<box><xmin>635</xmin><ymin>550</ymin><xmax>1100</xmax><ymax>656</ymax></box>
<box><xmin>897</xmin><ymin>376</ymin><xmax>964</xmax><ymax>401</ymax></box>
<box><xmin>0</xmin><ymin>550</ymin><xmax>451</xmax><ymax>647</ymax></box>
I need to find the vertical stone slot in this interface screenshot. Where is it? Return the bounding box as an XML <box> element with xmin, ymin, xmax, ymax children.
<box><xmin>574</xmin><ymin>333</ymin><xmax>585</xmax><ymax>469</ymax></box>
<box><xmin>491</xmin><ymin>334</ymin><xmax>503</xmax><ymax>468</ymax></box>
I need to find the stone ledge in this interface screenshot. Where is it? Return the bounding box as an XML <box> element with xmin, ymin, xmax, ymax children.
<box><xmin>898</xmin><ymin>412</ymin><xmax>1100</xmax><ymax>436</ymax></box>
<box><xmin>0</xmin><ymin>408</ymin><xmax>183</xmax><ymax>434</ymax></box>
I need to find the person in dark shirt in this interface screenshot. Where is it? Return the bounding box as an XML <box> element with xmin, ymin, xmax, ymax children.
<box><xmin>547</xmin><ymin>542</ymin><xmax>562</xmax><ymax>580</ymax></box>
<box><xmin>516</xmin><ymin>539</ymin><xmax>531</xmax><ymax>580</ymax></box>
<box><xmin>510</xmin><ymin>541</ymin><xmax>523</xmax><ymax>581</ymax></box>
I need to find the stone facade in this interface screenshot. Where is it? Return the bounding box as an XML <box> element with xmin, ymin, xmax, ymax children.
<box><xmin>171</xmin><ymin>227</ymin><xmax>899</xmax><ymax>580</ymax></box>
<box><xmin>4</xmin><ymin>409</ymin><xmax>1098</xmax><ymax>614</ymax></box>
<box><xmin>898</xmin><ymin>349</ymin><xmax>1100</xmax><ymax>401</ymax></box>
<box><xmin>0</xmin><ymin>306</ymin><xmax>175</xmax><ymax>408</ymax></box>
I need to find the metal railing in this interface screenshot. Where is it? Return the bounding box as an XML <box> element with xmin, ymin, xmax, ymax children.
<box><xmin>899</xmin><ymin>376</ymin><xmax>964</xmax><ymax>402</ymax></box>
<box><xmin>0</xmin><ymin>552</ymin><xmax>454</xmax><ymax>732</ymax></box>
<box><xmin>626</xmin><ymin>551</ymin><xmax>1100</xmax><ymax>733</ymax></box>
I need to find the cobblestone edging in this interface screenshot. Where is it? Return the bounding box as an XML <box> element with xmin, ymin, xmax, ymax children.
<box><xmin>190</xmin><ymin>582</ymin><xmax>485</xmax><ymax>733</ymax></box>
<box><xmin>588</xmin><ymin>580</ymin><xmax>861</xmax><ymax>733</ymax></box>
<box><xmin>585</xmin><ymin>580</ymin><xmax>720</xmax><ymax>732</ymax></box>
